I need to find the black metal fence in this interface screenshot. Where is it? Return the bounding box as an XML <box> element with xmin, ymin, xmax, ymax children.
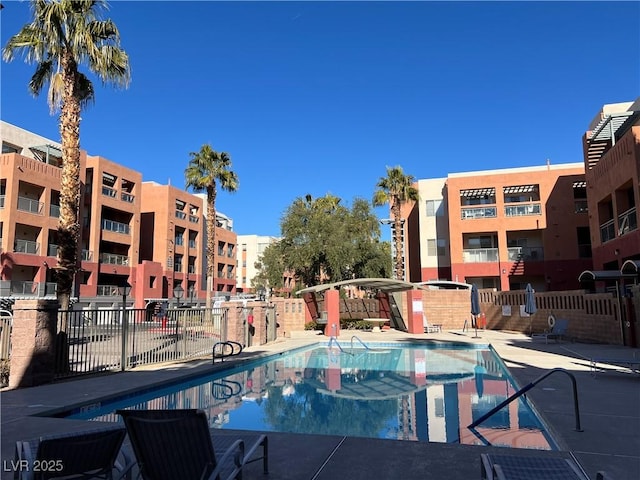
<box><xmin>54</xmin><ymin>307</ymin><xmax>228</xmax><ymax>379</ymax></box>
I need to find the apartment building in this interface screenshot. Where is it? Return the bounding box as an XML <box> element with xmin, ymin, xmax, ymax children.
<box><xmin>409</xmin><ymin>162</ymin><xmax>593</xmax><ymax>292</ymax></box>
<box><xmin>0</xmin><ymin>121</ymin><xmax>237</xmax><ymax>307</ymax></box>
<box><xmin>582</xmin><ymin>100</ymin><xmax>640</xmax><ymax>272</ymax></box>
<box><xmin>236</xmin><ymin>235</ymin><xmax>279</xmax><ymax>293</ymax></box>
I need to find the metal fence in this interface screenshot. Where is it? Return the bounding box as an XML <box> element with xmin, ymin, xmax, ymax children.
<box><xmin>0</xmin><ymin>309</ymin><xmax>12</xmax><ymax>360</ymax></box>
<box><xmin>54</xmin><ymin>307</ymin><xmax>228</xmax><ymax>379</ymax></box>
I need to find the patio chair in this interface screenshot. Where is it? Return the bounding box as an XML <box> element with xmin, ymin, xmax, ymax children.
<box><xmin>14</xmin><ymin>425</ymin><xmax>133</xmax><ymax>480</ymax></box>
<box><xmin>423</xmin><ymin>314</ymin><xmax>442</xmax><ymax>333</ymax></box>
<box><xmin>480</xmin><ymin>453</ymin><xmax>589</xmax><ymax>480</ymax></box>
<box><xmin>532</xmin><ymin>318</ymin><xmax>569</xmax><ymax>344</ymax></box>
<box><xmin>117</xmin><ymin>409</ymin><xmax>268</xmax><ymax>480</ymax></box>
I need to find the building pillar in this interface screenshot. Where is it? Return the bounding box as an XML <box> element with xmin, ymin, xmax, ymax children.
<box><xmin>9</xmin><ymin>299</ymin><xmax>58</xmax><ymax>389</ymax></box>
<box><xmin>324</xmin><ymin>289</ymin><xmax>340</xmax><ymax>337</ymax></box>
<box><xmin>406</xmin><ymin>289</ymin><xmax>425</xmax><ymax>334</ymax></box>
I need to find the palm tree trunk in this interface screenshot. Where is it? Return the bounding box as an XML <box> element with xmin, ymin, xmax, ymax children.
<box><xmin>57</xmin><ymin>54</ymin><xmax>81</xmax><ymax>317</ymax></box>
<box><xmin>392</xmin><ymin>198</ymin><xmax>403</xmax><ymax>281</ymax></box>
<box><xmin>205</xmin><ymin>185</ymin><xmax>217</xmax><ymax>310</ymax></box>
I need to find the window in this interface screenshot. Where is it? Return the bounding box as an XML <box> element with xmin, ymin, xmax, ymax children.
<box><xmin>427</xmin><ymin>239</ymin><xmax>446</xmax><ymax>256</ymax></box>
<box><xmin>437</xmin><ymin>239</ymin><xmax>446</xmax><ymax>256</ymax></box>
<box><xmin>425</xmin><ymin>200</ymin><xmax>443</xmax><ymax>217</ymax></box>
<box><xmin>427</xmin><ymin>239</ymin><xmax>436</xmax><ymax>256</ymax></box>
<box><xmin>2</xmin><ymin>142</ymin><xmax>20</xmax><ymax>154</ymax></box>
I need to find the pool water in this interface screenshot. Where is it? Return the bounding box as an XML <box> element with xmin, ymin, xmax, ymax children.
<box><xmin>61</xmin><ymin>342</ymin><xmax>556</xmax><ymax>450</ymax></box>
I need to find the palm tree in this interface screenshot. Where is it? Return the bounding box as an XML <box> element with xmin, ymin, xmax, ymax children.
<box><xmin>372</xmin><ymin>166</ymin><xmax>419</xmax><ymax>281</ymax></box>
<box><xmin>3</xmin><ymin>0</ymin><xmax>130</xmax><ymax>313</ymax></box>
<box><xmin>185</xmin><ymin>144</ymin><xmax>239</xmax><ymax>310</ymax></box>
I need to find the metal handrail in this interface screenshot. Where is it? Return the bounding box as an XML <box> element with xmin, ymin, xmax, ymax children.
<box><xmin>468</xmin><ymin>368</ymin><xmax>583</xmax><ymax>432</ymax></box>
<box><xmin>212</xmin><ymin>340</ymin><xmax>243</xmax><ymax>363</ymax></box>
<box><xmin>350</xmin><ymin>335</ymin><xmax>370</xmax><ymax>351</ymax></box>
<box><xmin>328</xmin><ymin>336</ymin><xmax>351</xmax><ymax>355</ymax></box>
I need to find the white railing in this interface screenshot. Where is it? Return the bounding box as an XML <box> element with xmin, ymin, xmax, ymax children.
<box><xmin>600</xmin><ymin>219</ymin><xmax>615</xmax><ymax>243</ymax></box>
<box><xmin>102</xmin><ymin>186</ymin><xmax>117</xmax><ymax>198</ymax></box>
<box><xmin>102</xmin><ymin>219</ymin><xmax>130</xmax><ymax>234</ymax></box>
<box><xmin>82</xmin><ymin>250</ymin><xmax>93</xmax><ymax>261</ymax></box>
<box><xmin>189</xmin><ymin>215</ymin><xmax>199</xmax><ymax>223</ymax></box>
<box><xmin>462</xmin><ymin>248</ymin><xmax>498</xmax><ymax>263</ymax></box>
<box><xmin>507</xmin><ymin>246</ymin><xmax>544</xmax><ymax>261</ymax></box>
<box><xmin>15</xmin><ymin>239</ymin><xmax>39</xmax><ymax>254</ymax></box>
<box><xmin>17</xmin><ymin>196</ymin><xmax>44</xmax><ymax>215</ymax></box>
<box><xmin>504</xmin><ymin>202</ymin><xmax>541</xmax><ymax>217</ymax></box>
<box><xmin>49</xmin><ymin>204</ymin><xmax>60</xmax><ymax>217</ymax></box>
<box><xmin>175</xmin><ymin>211</ymin><xmax>187</xmax><ymax>220</ymax></box>
<box><xmin>461</xmin><ymin>206</ymin><xmax>497</xmax><ymax>220</ymax></box>
<box><xmin>101</xmin><ymin>252</ymin><xmax>129</xmax><ymax>265</ymax></box>
<box><xmin>121</xmin><ymin>192</ymin><xmax>135</xmax><ymax>203</ymax></box>
<box><xmin>618</xmin><ymin>207</ymin><xmax>637</xmax><ymax>236</ymax></box>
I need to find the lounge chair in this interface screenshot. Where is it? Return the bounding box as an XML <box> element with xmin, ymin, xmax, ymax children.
<box><xmin>532</xmin><ymin>318</ymin><xmax>569</xmax><ymax>344</ymax></box>
<box><xmin>480</xmin><ymin>453</ymin><xmax>589</xmax><ymax>480</ymax></box>
<box><xmin>14</xmin><ymin>425</ymin><xmax>133</xmax><ymax>480</ymax></box>
<box><xmin>117</xmin><ymin>409</ymin><xmax>268</xmax><ymax>480</ymax></box>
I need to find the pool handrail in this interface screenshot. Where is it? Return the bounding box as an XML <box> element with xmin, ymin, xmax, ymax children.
<box><xmin>212</xmin><ymin>340</ymin><xmax>243</xmax><ymax>363</ymax></box>
<box><xmin>350</xmin><ymin>335</ymin><xmax>370</xmax><ymax>351</ymax></box>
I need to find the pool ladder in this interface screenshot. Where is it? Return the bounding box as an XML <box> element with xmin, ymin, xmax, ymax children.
<box><xmin>468</xmin><ymin>368</ymin><xmax>582</xmax><ymax>432</ymax></box>
<box><xmin>328</xmin><ymin>335</ymin><xmax>371</xmax><ymax>354</ymax></box>
<box><xmin>212</xmin><ymin>340</ymin><xmax>243</xmax><ymax>363</ymax></box>
<box><xmin>211</xmin><ymin>379</ymin><xmax>242</xmax><ymax>400</ymax></box>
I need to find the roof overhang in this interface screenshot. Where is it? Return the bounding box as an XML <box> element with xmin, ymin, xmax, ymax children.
<box><xmin>578</xmin><ymin>270</ymin><xmax>636</xmax><ymax>282</ymax></box>
<box><xmin>621</xmin><ymin>260</ymin><xmax>640</xmax><ymax>275</ymax></box>
<box><xmin>296</xmin><ymin>278</ymin><xmax>432</xmax><ymax>295</ymax></box>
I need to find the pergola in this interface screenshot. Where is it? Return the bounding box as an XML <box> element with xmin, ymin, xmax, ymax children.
<box><xmin>296</xmin><ymin>278</ymin><xmax>451</xmax><ymax>336</ymax></box>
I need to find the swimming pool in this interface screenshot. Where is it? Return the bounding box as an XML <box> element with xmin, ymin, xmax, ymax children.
<box><xmin>61</xmin><ymin>341</ymin><xmax>556</xmax><ymax>450</ymax></box>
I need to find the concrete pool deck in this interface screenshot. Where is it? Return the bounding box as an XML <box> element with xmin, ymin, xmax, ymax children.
<box><xmin>1</xmin><ymin>329</ymin><xmax>639</xmax><ymax>479</ymax></box>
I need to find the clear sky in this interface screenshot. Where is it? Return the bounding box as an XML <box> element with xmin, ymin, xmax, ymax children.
<box><xmin>2</xmin><ymin>1</ymin><xmax>639</xmax><ymax>238</ymax></box>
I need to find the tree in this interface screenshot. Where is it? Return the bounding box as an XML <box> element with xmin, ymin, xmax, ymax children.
<box><xmin>257</xmin><ymin>194</ymin><xmax>391</xmax><ymax>289</ymax></box>
<box><xmin>185</xmin><ymin>144</ymin><xmax>238</xmax><ymax>309</ymax></box>
<box><xmin>373</xmin><ymin>166</ymin><xmax>419</xmax><ymax>282</ymax></box>
<box><xmin>3</xmin><ymin>0</ymin><xmax>130</xmax><ymax>312</ymax></box>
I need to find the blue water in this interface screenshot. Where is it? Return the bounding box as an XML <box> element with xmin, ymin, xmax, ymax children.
<box><xmin>60</xmin><ymin>342</ymin><xmax>556</xmax><ymax>450</ymax></box>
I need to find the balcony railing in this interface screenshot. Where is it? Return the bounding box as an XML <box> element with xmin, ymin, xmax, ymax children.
<box><xmin>101</xmin><ymin>252</ymin><xmax>129</xmax><ymax>265</ymax></box>
<box><xmin>188</xmin><ymin>240</ymin><xmax>197</xmax><ymax>249</ymax></box>
<box><xmin>102</xmin><ymin>186</ymin><xmax>117</xmax><ymax>198</ymax></box>
<box><xmin>600</xmin><ymin>219</ymin><xmax>615</xmax><ymax>243</ymax></box>
<box><xmin>121</xmin><ymin>192</ymin><xmax>135</xmax><ymax>203</ymax></box>
<box><xmin>174</xmin><ymin>263</ymin><xmax>182</xmax><ymax>272</ymax></box>
<box><xmin>462</xmin><ymin>248</ymin><xmax>498</xmax><ymax>263</ymax></box>
<box><xmin>17</xmin><ymin>196</ymin><xmax>44</xmax><ymax>215</ymax></box>
<box><xmin>507</xmin><ymin>246</ymin><xmax>544</xmax><ymax>261</ymax></box>
<box><xmin>49</xmin><ymin>204</ymin><xmax>60</xmax><ymax>218</ymax></box>
<box><xmin>175</xmin><ymin>236</ymin><xmax>184</xmax><ymax>246</ymax></box>
<box><xmin>574</xmin><ymin>199</ymin><xmax>588</xmax><ymax>213</ymax></box>
<box><xmin>461</xmin><ymin>206</ymin><xmax>497</xmax><ymax>220</ymax></box>
<box><xmin>618</xmin><ymin>207</ymin><xmax>637</xmax><ymax>236</ymax></box>
<box><xmin>0</xmin><ymin>195</ymin><xmax>4</xmax><ymax>208</ymax></box>
<box><xmin>82</xmin><ymin>249</ymin><xmax>93</xmax><ymax>261</ymax></box>
<box><xmin>11</xmin><ymin>281</ymin><xmax>39</xmax><ymax>296</ymax></box>
<box><xmin>188</xmin><ymin>265</ymin><xmax>196</xmax><ymax>274</ymax></box>
<box><xmin>48</xmin><ymin>243</ymin><xmax>58</xmax><ymax>257</ymax></box>
<box><xmin>504</xmin><ymin>202</ymin><xmax>541</xmax><ymax>217</ymax></box>
<box><xmin>102</xmin><ymin>219</ymin><xmax>130</xmax><ymax>234</ymax></box>
<box><xmin>189</xmin><ymin>215</ymin><xmax>199</xmax><ymax>223</ymax></box>
<box><xmin>175</xmin><ymin>211</ymin><xmax>187</xmax><ymax>220</ymax></box>
<box><xmin>15</xmin><ymin>239</ymin><xmax>40</xmax><ymax>254</ymax></box>
<box><xmin>97</xmin><ymin>284</ymin><xmax>120</xmax><ymax>296</ymax></box>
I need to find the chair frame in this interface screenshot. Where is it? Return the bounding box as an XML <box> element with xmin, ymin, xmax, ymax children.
<box><xmin>117</xmin><ymin>409</ymin><xmax>268</xmax><ymax>480</ymax></box>
<box><xmin>14</xmin><ymin>425</ymin><xmax>133</xmax><ymax>480</ymax></box>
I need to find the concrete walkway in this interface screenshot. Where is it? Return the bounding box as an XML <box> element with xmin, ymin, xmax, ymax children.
<box><xmin>1</xmin><ymin>329</ymin><xmax>638</xmax><ymax>479</ymax></box>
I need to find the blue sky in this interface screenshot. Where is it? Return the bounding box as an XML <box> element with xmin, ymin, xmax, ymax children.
<box><xmin>2</xmin><ymin>1</ymin><xmax>639</xmax><ymax>238</ymax></box>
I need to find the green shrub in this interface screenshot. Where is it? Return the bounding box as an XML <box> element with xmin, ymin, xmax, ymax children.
<box><xmin>0</xmin><ymin>359</ymin><xmax>9</xmax><ymax>387</ymax></box>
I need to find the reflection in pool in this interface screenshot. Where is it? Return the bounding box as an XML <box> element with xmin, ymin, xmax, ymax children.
<box><xmin>62</xmin><ymin>343</ymin><xmax>556</xmax><ymax>450</ymax></box>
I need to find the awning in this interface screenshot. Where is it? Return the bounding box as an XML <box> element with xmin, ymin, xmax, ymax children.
<box><xmin>621</xmin><ymin>260</ymin><xmax>640</xmax><ymax>275</ymax></box>
<box><xmin>578</xmin><ymin>270</ymin><xmax>636</xmax><ymax>282</ymax></box>
<box><xmin>296</xmin><ymin>278</ymin><xmax>432</xmax><ymax>295</ymax></box>
<box><xmin>416</xmin><ymin>280</ymin><xmax>472</xmax><ymax>290</ymax></box>
<box><xmin>460</xmin><ymin>188</ymin><xmax>495</xmax><ymax>198</ymax></box>
<box><xmin>503</xmin><ymin>185</ymin><xmax>537</xmax><ymax>194</ymax></box>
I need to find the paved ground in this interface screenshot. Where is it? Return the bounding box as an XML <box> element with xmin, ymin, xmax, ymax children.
<box><xmin>1</xmin><ymin>329</ymin><xmax>639</xmax><ymax>479</ymax></box>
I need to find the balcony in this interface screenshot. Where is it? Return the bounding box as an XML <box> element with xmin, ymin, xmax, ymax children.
<box><xmin>48</xmin><ymin>243</ymin><xmax>58</xmax><ymax>256</ymax></box>
<box><xmin>574</xmin><ymin>199</ymin><xmax>588</xmax><ymax>214</ymax></box>
<box><xmin>462</xmin><ymin>248</ymin><xmax>498</xmax><ymax>263</ymax></box>
<box><xmin>121</xmin><ymin>192</ymin><xmax>135</xmax><ymax>203</ymax></box>
<box><xmin>175</xmin><ymin>236</ymin><xmax>184</xmax><ymax>246</ymax></box>
<box><xmin>175</xmin><ymin>211</ymin><xmax>187</xmax><ymax>220</ymax></box>
<box><xmin>15</xmin><ymin>239</ymin><xmax>40</xmax><ymax>254</ymax></box>
<box><xmin>507</xmin><ymin>246</ymin><xmax>544</xmax><ymax>261</ymax></box>
<box><xmin>17</xmin><ymin>196</ymin><xmax>44</xmax><ymax>215</ymax></box>
<box><xmin>97</xmin><ymin>284</ymin><xmax>119</xmax><ymax>296</ymax></box>
<box><xmin>101</xmin><ymin>252</ymin><xmax>129</xmax><ymax>265</ymax></box>
<box><xmin>504</xmin><ymin>202</ymin><xmax>541</xmax><ymax>217</ymax></box>
<box><xmin>188</xmin><ymin>240</ymin><xmax>197</xmax><ymax>249</ymax></box>
<box><xmin>102</xmin><ymin>219</ymin><xmax>130</xmax><ymax>235</ymax></box>
<box><xmin>600</xmin><ymin>219</ymin><xmax>615</xmax><ymax>243</ymax></box>
<box><xmin>49</xmin><ymin>204</ymin><xmax>60</xmax><ymax>218</ymax></box>
<box><xmin>618</xmin><ymin>207</ymin><xmax>637</xmax><ymax>236</ymax></box>
<box><xmin>81</xmin><ymin>249</ymin><xmax>93</xmax><ymax>261</ymax></box>
<box><xmin>461</xmin><ymin>206</ymin><xmax>497</xmax><ymax>220</ymax></box>
<box><xmin>188</xmin><ymin>265</ymin><xmax>196</xmax><ymax>274</ymax></box>
<box><xmin>189</xmin><ymin>215</ymin><xmax>199</xmax><ymax>223</ymax></box>
<box><xmin>0</xmin><ymin>195</ymin><xmax>4</xmax><ymax>208</ymax></box>
<box><xmin>102</xmin><ymin>186</ymin><xmax>117</xmax><ymax>198</ymax></box>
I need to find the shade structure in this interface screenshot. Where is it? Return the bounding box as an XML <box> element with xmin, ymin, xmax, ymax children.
<box><xmin>470</xmin><ymin>285</ymin><xmax>481</xmax><ymax>316</ymax></box>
